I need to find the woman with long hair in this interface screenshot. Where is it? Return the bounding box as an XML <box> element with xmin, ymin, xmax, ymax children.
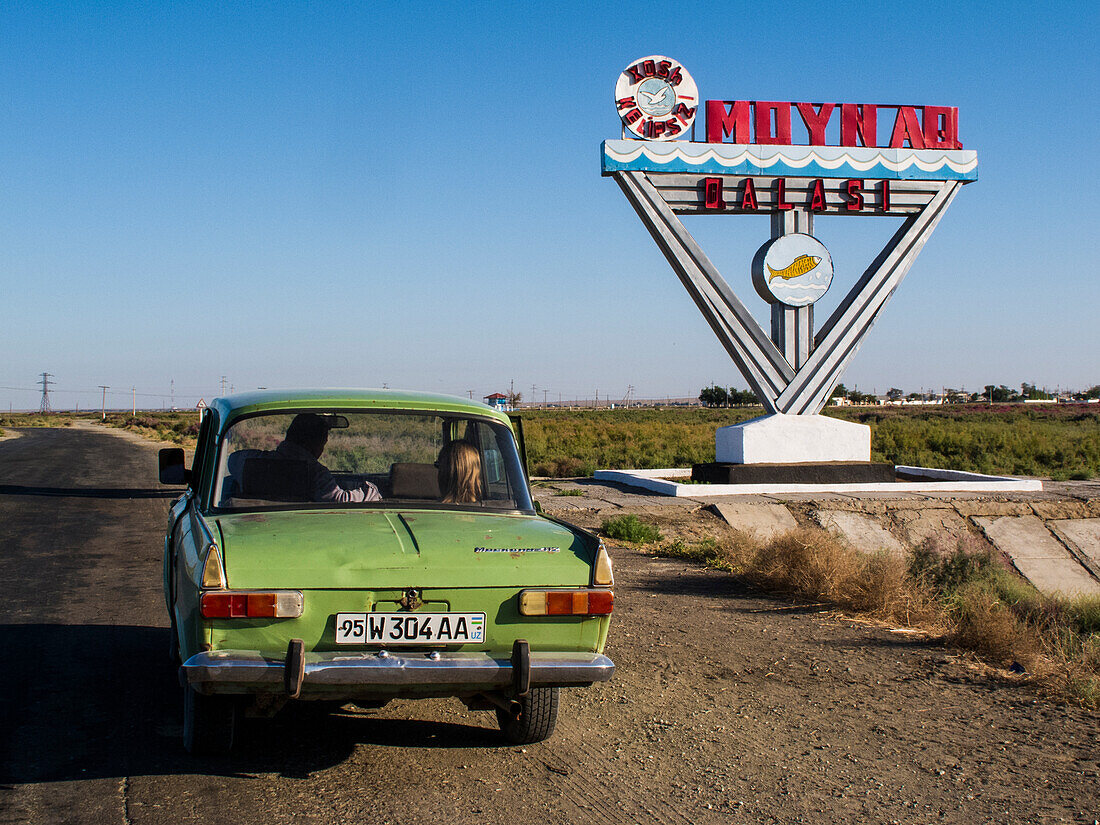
<box><xmin>438</xmin><ymin>440</ymin><xmax>483</xmax><ymax>504</ymax></box>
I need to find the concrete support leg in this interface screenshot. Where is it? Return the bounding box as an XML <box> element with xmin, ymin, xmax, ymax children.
<box><xmin>769</xmin><ymin>210</ymin><xmax>814</xmax><ymax>370</ymax></box>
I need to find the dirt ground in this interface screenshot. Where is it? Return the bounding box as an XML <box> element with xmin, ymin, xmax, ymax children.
<box><xmin>1</xmin><ymin>427</ymin><xmax>1097</xmax><ymax>825</ymax></box>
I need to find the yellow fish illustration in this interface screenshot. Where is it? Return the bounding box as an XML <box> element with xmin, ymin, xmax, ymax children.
<box><xmin>768</xmin><ymin>254</ymin><xmax>821</xmax><ymax>282</ymax></box>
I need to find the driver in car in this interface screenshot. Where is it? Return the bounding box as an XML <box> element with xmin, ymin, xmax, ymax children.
<box><xmin>275</xmin><ymin>413</ymin><xmax>381</xmax><ymax>503</ymax></box>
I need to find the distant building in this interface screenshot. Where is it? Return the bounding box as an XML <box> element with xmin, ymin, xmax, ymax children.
<box><xmin>483</xmin><ymin>393</ymin><xmax>511</xmax><ymax>412</ymax></box>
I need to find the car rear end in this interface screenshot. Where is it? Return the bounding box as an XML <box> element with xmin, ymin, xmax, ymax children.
<box><xmin>184</xmin><ymin>509</ymin><xmax>615</xmax><ymax>705</ymax></box>
<box><xmin>171</xmin><ymin>392</ymin><xmax>615</xmax><ymax>752</ymax></box>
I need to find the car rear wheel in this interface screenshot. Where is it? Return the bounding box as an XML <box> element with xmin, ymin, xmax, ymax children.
<box><xmin>496</xmin><ymin>687</ymin><xmax>558</xmax><ymax>744</ymax></box>
<box><xmin>183</xmin><ymin>684</ymin><xmax>237</xmax><ymax>755</ymax></box>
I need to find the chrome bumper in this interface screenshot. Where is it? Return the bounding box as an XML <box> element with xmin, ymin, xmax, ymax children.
<box><xmin>182</xmin><ymin>649</ymin><xmax>614</xmax><ymax>692</ymax></box>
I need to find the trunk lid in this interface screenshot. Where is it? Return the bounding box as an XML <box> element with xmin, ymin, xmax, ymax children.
<box><xmin>216</xmin><ymin>508</ymin><xmax>593</xmax><ymax>590</ymax></box>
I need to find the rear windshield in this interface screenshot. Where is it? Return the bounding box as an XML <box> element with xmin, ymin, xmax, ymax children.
<box><xmin>211</xmin><ymin>410</ymin><xmax>532</xmax><ymax>512</ymax></box>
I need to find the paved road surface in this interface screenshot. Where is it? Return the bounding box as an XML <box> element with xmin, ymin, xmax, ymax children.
<box><xmin>1</xmin><ymin>427</ymin><xmax>1096</xmax><ymax>824</ymax></box>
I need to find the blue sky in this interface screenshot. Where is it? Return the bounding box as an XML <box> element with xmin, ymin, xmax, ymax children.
<box><xmin>1</xmin><ymin>1</ymin><xmax>1097</xmax><ymax>410</ymax></box>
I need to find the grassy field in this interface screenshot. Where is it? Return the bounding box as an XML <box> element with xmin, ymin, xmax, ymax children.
<box><xmin>517</xmin><ymin>407</ymin><xmax>759</xmax><ymax>477</ymax></box>
<box><xmin>830</xmin><ymin>403</ymin><xmax>1100</xmax><ymax>480</ymax></box>
<box><xmin>517</xmin><ymin>403</ymin><xmax>1100</xmax><ymax>480</ymax></box>
<box><xmin>2</xmin><ymin>403</ymin><xmax>1098</xmax><ymax>480</ymax></box>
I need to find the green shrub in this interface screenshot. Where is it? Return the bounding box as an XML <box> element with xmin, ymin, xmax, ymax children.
<box><xmin>660</xmin><ymin>537</ymin><xmax>725</xmax><ymax>567</ymax></box>
<box><xmin>601</xmin><ymin>515</ymin><xmax>662</xmax><ymax>544</ymax></box>
<box><xmin>908</xmin><ymin>536</ymin><xmax>1001</xmax><ymax>595</ymax></box>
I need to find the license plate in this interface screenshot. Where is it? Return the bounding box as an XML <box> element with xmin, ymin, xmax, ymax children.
<box><xmin>334</xmin><ymin>612</ymin><xmax>486</xmax><ymax>645</ymax></box>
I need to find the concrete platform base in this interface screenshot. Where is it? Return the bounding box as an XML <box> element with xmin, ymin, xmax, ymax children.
<box><xmin>693</xmin><ymin>461</ymin><xmax>895</xmax><ymax>485</ymax></box>
<box><xmin>716</xmin><ymin>414</ymin><xmax>871</xmax><ymax>464</ymax></box>
<box><xmin>593</xmin><ymin>466</ymin><xmax>1044</xmax><ymax>497</ymax></box>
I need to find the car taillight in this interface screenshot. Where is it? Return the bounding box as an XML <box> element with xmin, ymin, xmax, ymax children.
<box><xmin>201</xmin><ymin>591</ymin><xmax>304</xmax><ymax>618</ymax></box>
<box><xmin>518</xmin><ymin>589</ymin><xmax>614</xmax><ymax>616</ymax></box>
<box><xmin>200</xmin><ymin>544</ymin><xmax>227</xmax><ymax>589</ymax></box>
<box><xmin>592</xmin><ymin>542</ymin><xmax>614</xmax><ymax>586</ymax></box>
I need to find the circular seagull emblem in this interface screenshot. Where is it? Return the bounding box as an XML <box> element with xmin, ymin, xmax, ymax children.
<box><xmin>614</xmin><ymin>56</ymin><xmax>697</xmax><ymax>141</ymax></box>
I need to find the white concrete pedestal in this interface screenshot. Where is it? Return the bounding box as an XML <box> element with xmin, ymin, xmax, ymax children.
<box><xmin>716</xmin><ymin>413</ymin><xmax>871</xmax><ymax>464</ymax></box>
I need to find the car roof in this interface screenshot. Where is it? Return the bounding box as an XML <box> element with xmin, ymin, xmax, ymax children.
<box><xmin>210</xmin><ymin>388</ymin><xmax>511</xmax><ymax>425</ymax></box>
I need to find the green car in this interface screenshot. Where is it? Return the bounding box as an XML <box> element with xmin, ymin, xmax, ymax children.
<box><xmin>159</xmin><ymin>389</ymin><xmax>613</xmax><ymax>754</ymax></box>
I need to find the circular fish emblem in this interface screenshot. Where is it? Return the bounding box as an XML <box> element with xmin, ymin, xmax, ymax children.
<box><xmin>751</xmin><ymin>233</ymin><xmax>834</xmax><ymax>307</ymax></box>
<box><xmin>614</xmin><ymin>56</ymin><xmax>698</xmax><ymax>141</ymax></box>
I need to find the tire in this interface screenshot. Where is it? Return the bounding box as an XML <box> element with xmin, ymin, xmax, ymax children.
<box><xmin>183</xmin><ymin>684</ymin><xmax>237</xmax><ymax>755</ymax></box>
<box><xmin>496</xmin><ymin>687</ymin><xmax>559</xmax><ymax>744</ymax></box>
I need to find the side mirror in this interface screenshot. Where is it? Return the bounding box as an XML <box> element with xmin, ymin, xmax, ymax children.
<box><xmin>159</xmin><ymin>448</ymin><xmax>190</xmax><ymax>485</ymax></box>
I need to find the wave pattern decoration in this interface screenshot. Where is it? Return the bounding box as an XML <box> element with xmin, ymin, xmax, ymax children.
<box><xmin>602</xmin><ymin>140</ymin><xmax>978</xmax><ymax>181</ymax></box>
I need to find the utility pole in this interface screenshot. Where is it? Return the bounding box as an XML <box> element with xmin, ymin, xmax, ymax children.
<box><xmin>543</xmin><ymin>388</ymin><xmax>548</xmax><ymax>404</ymax></box>
<box><xmin>170</xmin><ymin>379</ymin><xmax>175</xmax><ymax>410</ymax></box>
<box><xmin>98</xmin><ymin>385</ymin><xmax>110</xmax><ymax>420</ymax></box>
<box><xmin>467</xmin><ymin>390</ymin><xmax>474</xmax><ymax>400</ymax></box>
<box><xmin>132</xmin><ymin>387</ymin><xmax>136</xmax><ymax>418</ymax></box>
<box><xmin>220</xmin><ymin>376</ymin><xmax>228</xmax><ymax>396</ymax></box>
<box><xmin>38</xmin><ymin>372</ymin><xmax>53</xmax><ymax>413</ymax></box>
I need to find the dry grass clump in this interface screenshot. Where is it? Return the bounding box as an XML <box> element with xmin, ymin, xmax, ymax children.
<box><xmin>949</xmin><ymin>589</ymin><xmax>1041</xmax><ymax>666</ymax></box>
<box><xmin>653</xmin><ymin>525</ymin><xmax>1100</xmax><ymax>707</ymax></box>
<box><xmin>739</xmin><ymin>528</ymin><xmax>935</xmax><ymax>626</ymax></box>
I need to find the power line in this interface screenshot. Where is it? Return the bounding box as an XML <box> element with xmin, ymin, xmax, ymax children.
<box><xmin>0</xmin><ymin>385</ymin><xmax>202</xmax><ymax>399</ymax></box>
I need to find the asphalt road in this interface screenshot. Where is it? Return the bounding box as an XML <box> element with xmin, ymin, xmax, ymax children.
<box><xmin>1</xmin><ymin>426</ymin><xmax>1097</xmax><ymax>825</ymax></box>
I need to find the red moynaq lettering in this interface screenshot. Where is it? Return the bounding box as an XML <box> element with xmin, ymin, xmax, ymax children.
<box><xmin>705</xmin><ymin>102</ymin><xmax>960</xmax><ymax>149</ymax></box>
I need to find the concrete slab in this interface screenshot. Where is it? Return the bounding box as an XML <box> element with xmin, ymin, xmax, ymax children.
<box><xmin>973</xmin><ymin>515</ymin><xmax>1100</xmax><ymax>597</ymax></box>
<box><xmin>1031</xmin><ymin>501</ymin><xmax>1095</xmax><ymax>520</ymax></box>
<box><xmin>1048</xmin><ymin>518</ymin><xmax>1100</xmax><ymax>577</ymax></box>
<box><xmin>951</xmin><ymin>501</ymin><xmax>1035</xmax><ymax>517</ymax></box>
<box><xmin>708</xmin><ymin>502</ymin><xmax>798</xmax><ymax>541</ymax></box>
<box><xmin>894</xmin><ymin>508</ymin><xmax>974</xmax><ymax>548</ymax></box>
<box><xmin>815</xmin><ymin>510</ymin><xmax>906</xmax><ymax>557</ymax></box>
